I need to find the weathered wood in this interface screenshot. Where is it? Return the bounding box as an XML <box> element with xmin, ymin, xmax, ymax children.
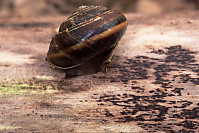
<box><xmin>0</xmin><ymin>11</ymin><xmax>199</xmax><ymax>132</ymax></box>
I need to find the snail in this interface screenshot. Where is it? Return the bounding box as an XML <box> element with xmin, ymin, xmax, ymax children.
<box><xmin>46</xmin><ymin>5</ymin><xmax>127</xmax><ymax>78</ymax></box>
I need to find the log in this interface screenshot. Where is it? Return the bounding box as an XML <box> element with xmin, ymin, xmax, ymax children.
<box><xmin>0</xmin><ymin>11</ymin><xmax>198</xmax><ymax>132</ymax></box>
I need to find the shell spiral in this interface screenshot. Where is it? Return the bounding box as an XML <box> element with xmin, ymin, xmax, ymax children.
<box><xmin>47</xmin><ymin>5</ymin><xmax>127</xmax><ymax>70</ymax></box>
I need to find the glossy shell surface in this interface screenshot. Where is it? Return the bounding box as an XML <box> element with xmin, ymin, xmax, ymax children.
<box><xmin>47</xmin><ymin>5</ymin><xmax>127</xmax><ymax>70</ymax></box>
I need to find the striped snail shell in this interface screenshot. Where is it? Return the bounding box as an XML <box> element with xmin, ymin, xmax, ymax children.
<box><xmin>47</xmin><ymin>5</ymin><xmax>127</xmax><ymax>77</ymax></box>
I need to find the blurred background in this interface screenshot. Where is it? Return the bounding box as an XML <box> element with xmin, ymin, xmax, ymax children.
<box><xmin>0</xmin><ymin>0</ymin><xmax>199</xmax><ymax>16</ymax></box>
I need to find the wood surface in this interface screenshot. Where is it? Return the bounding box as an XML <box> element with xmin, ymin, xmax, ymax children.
<box><xmin>0</xmin><ymin>11</ymin><xmax>199</xmax><ymax>132</ymax></box>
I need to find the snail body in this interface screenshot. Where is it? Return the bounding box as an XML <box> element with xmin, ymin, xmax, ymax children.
<box><xmin>47</xmin><ymin>5</ymin><xmax>127</xmax><ymax>77</ymax></box>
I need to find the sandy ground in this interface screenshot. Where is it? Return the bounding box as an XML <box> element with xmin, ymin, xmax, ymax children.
<box><xmin>0</xmin><ymin>11</ymin><xmax>199</xmax><ymax>132</ymax></box>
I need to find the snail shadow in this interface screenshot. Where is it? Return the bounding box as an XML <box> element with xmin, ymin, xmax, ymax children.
<box><xmin>59</xmin><ymin>57</ymin><xmax>107</xmax><ymax>79</ymax></box>
<box><xmin>54</xmin><ymin>47</ymin><xmax>118</xmax><ymax>79</ymax></box>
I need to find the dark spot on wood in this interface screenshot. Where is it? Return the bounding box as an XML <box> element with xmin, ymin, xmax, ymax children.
<box><xmin>150</xmin><ymin>49</ymin><xmax>165</xmax><ymax>54</ymax></box>
<box><xmin>172</xmin><ymin>88</ymin><xmax>184</xmax><ymax>96</ymax></box>
<box><xmin>175</xmin><ymin>120</ymin><xmax>199</xmax><ymax>129</ymax></box>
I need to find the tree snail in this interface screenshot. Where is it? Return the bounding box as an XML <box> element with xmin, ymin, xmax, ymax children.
<box><xmin>47</xmin><ymin>5</ymin><xmax>127</xmax><ymax>78</ymax></box>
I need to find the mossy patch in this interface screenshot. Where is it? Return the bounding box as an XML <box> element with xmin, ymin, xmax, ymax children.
<box><xmin>0</xmin><ymin>83</ymin><xmax>55</xmax><ymax>95</ymax></box>
<box><xmin>0</xmin><ymin>124</ymin><xmax>21</xmax><ymax>130</ymax></box>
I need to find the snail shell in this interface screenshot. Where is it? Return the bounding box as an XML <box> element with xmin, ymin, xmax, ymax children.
<box><xmin>47</xmin><ymin>5</ymin><xmax>127</xmax><ymax>77</ymax></box>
